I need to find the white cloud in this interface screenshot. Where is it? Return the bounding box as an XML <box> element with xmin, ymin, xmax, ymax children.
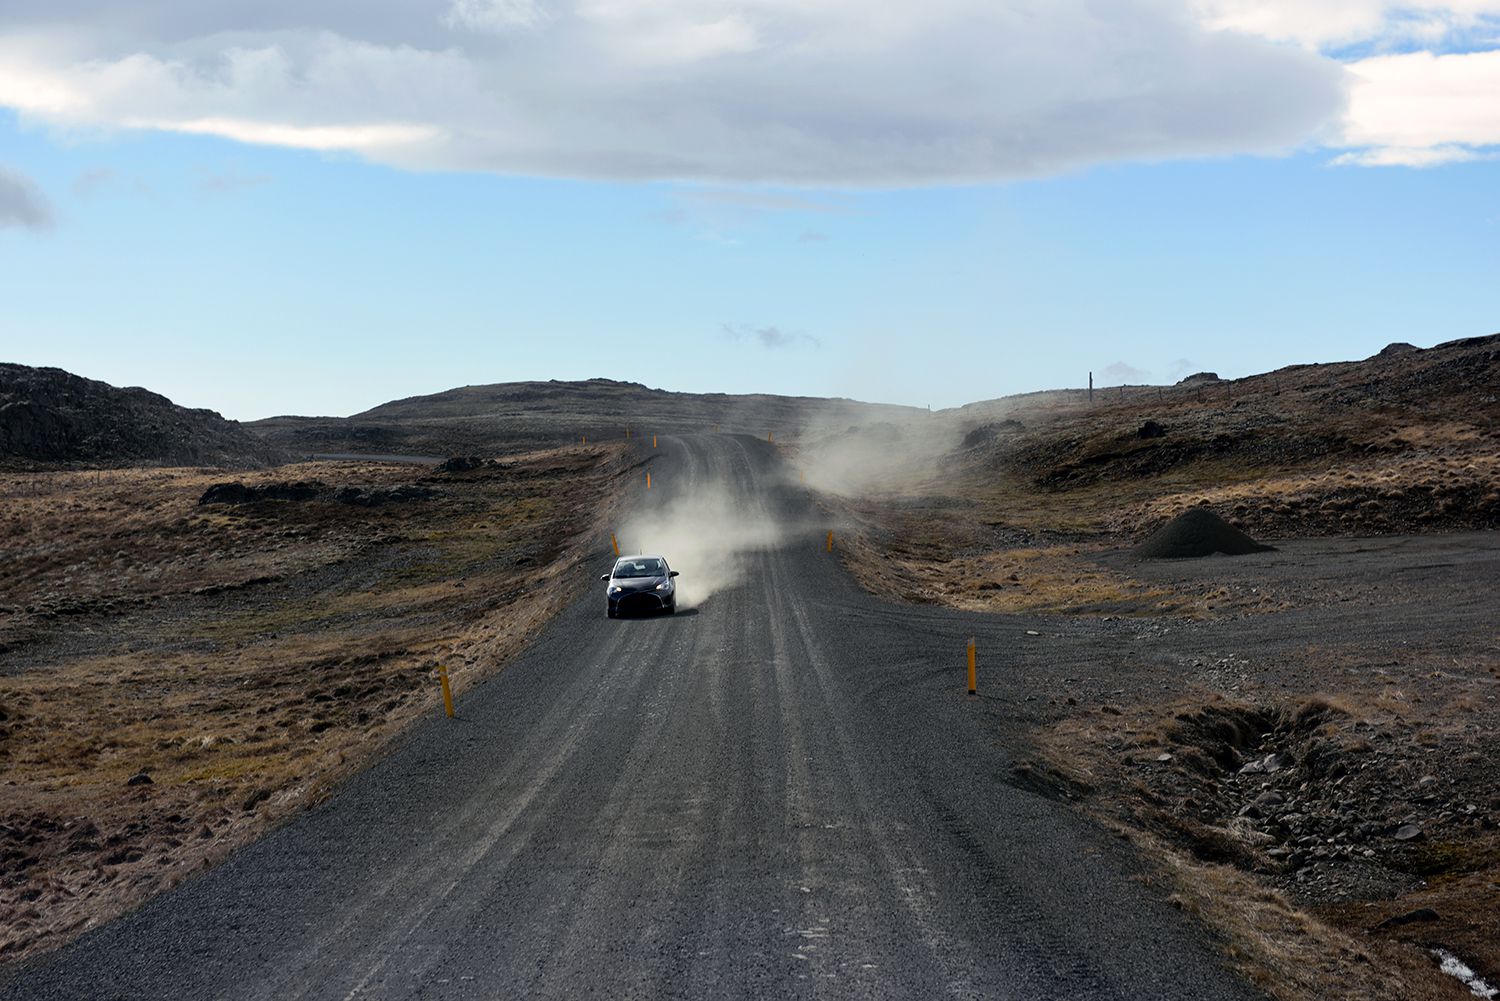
<box><xmin>1331</xmin><ymin>144</ymin><xmax>1492</xmax><ymax>166</ymax></box>
<box><xmin>445</xmin><ymin>0</ymin><xmax>548</xmax><ymax>34</ymax></box>
<box><xmin>144</xmin><ymin>117</ymin><xmax>441</xmax><ymax>153</ymax></box>
<box><xmin>1194</xmin><ymin>1</ymin><xmax>1500</xmax><ymax>49</ymax></box>
<box><xmin>0</xmin><ymin>1</ymin><xmax>1346</xmax><ymax>185</ymax></box>
<box><xmin>1338</xmin><ymin>48</ymin><xmax>1500</xmax><ymax>161</ymax></box>
<box><xmin>2</xmin><ymin>0</ymin><xmax>1493</xmax><ymax>181</ymax></box>
<box><xmin>1191</xmin><ymin>3</ymin><xmax>1500</xmax><ymax>166</ymax></box>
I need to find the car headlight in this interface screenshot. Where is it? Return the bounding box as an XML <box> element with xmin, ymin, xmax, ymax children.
<box><xmin>655</xmin><ymin>581</ymin><xmax>673</xmax><ymax>591</ymax></box>
<box><xmin>608</xmin><ymin>586</ymin><xmax>622</xmax><ymax>594</ymax></box>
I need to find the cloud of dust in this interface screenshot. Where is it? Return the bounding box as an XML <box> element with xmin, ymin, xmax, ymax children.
<box><xmin>615</xmin><ymin>480</ymin><xmax>787</xmax><ymax>609</ymax></box>
<box><xmin>792</xmin><ymin>411</ymin><xmax>961</xmax><ymax>498</ymax></box>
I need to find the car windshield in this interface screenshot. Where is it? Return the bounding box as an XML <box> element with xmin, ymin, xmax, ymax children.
<box><xmin>613</xmin><ymin>559</ymin><xmax>665</xmax><ymax>579</ymax></box>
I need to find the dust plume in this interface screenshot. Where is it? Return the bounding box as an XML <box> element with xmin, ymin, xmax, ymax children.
<box><xmin>615</xmin><ymin>481</ymin><xmax>786</xmax><ymax>608</ymax></box>
<box><xmin>793</xmin><ymin>413</ymin><xmax>959</xmax><ymax>498</ymax></box>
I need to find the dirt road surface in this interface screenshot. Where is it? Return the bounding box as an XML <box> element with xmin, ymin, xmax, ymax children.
<box><xmin>3</xmin><ymin>435</ymin><xmax>1266</xmax><ymax>1000</ymax></box>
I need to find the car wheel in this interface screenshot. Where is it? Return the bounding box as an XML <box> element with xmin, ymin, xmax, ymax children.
<box><xmin>665</xmin><ymin>599</ymin><xmax>676</xmax><ymax>615</ymax></box>
<box><xmin>606</xmin><ymin>604</ymin><xmax>616</xmax><ymax>619</ymax></box>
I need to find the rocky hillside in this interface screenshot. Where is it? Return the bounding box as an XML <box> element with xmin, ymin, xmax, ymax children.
<box><xmin>251</xmin><ymin>378</ymin><xmax>922</xmax><ymax>457</ymax></box>
<box><xmin>950</xmin><ymin>332</ymin><xmax>1500</xmax><ymax>538</ymax></box>
<box><xmin>0</xmin><ymin>365</ymin><xmax>285</xmax><ymax>469</ymax></box>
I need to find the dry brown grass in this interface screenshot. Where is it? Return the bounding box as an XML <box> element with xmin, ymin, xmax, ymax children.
<box><xmin>815</xmin><ymin>339</ymin><xmax>1499</xmax><ymax>622</ymax></box>
<box><xmin>0</xmin><ymin>444</ymin><xmax>637</xmax><ymax>967</ymax></box>
<box><xmin>1123</xmin><ymin>826</ymin><xmax>1453</xmax><ymax>1001</ymax></box>
<box><xmin>1123</xmin><ymin>453</ymin><xmax>1500</xmax><ymax>542</ymax></box>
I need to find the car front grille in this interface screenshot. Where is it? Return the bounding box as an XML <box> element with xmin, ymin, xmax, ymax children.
<box><xmin>619</xmin><ymin>591</ymin><xmax>663</xmax><ymax>612</ymax></box>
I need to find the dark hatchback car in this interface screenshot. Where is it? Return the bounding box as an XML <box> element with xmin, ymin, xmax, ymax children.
<box><xmin>602</xmin><ymin>555</ymin><xmax>679</xmax><ymax>617</ymax></box>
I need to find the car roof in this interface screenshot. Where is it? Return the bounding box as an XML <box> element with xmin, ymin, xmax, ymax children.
<box><xmin>616</xmin><ymin>554</ymin><xmax>667</xmax><ymax>562</ymax></box>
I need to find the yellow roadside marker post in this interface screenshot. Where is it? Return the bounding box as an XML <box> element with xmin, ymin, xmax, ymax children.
<box><xmin>646</xmin><ymin>472</ymin><xmax>652</xmax><ymax>490</ymax></box>
<box><xmin>768</xmin><ymin>431</ymin><xmax>774</xmax><ymax>443</ymax></box>
<box><xmin>611</xmin><ymin>532</ymin><xmax>620</xmax><ymax>556</ymax></box>
<box><xmin>582</xmin><ymin>434</ymin><xmax>587</xmax><ymax>444</ymax></box>
<box><xmin>826</xmin><ymin>530</ymin><xmax>834</xmax><ymax>553</ymax></box>
<box><xmin>966</xmin><ymin>638</ymin><xmax>977</xmax><ymax>696</ymax></box>
<box><xmin>799</xmin><ymin>468</ymin><xmax>805</xmax><ymax>484</ymax></box>
<box><xmin>437</xmin><ymin>664</ymin><xmax>456</xmax><ymax>718</ymax></box>
<box><xmin>653</xmin><ymin>435</ymin><xmax>658</xmax><ymax>448</ymax></box>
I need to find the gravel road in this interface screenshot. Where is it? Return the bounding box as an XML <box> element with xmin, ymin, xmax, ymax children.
<box><xmin>1</xmin><ymin>434</ymin><xmax>1262</xmax><ymax>1000</ymax></box>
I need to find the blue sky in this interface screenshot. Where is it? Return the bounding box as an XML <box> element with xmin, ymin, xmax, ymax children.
<box><xmin>1</xmin><ymin>2</ymin><xmax>1497</xmax><ymax>420</ymax></box>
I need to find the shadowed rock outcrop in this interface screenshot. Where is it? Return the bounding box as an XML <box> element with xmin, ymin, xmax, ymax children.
<box><xmin>0</xmin><ymin>364</ymin><xmax>285</xmax><ymax>468</ymax></box>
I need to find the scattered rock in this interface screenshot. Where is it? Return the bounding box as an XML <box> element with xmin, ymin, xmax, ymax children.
<box><xmin>1137</xmin><ymin>420</ymin><xmax>1167</xmax><ymax>439</ymax></box>
<box><xmin>437</xmin><ymin>456</ymin><xmax>486</xmax><ymax>473</ymax></box>
<box><xmin>125</xmin><ymin>773</ymin><xmax>153</xmax><ymax>787</ymax></box>
<box><xmin>331</xmin><ymin>484</ymin><xmax>438</xmax><ymax>506</ymax></box>
<box><xmin>1373</xmin><ymin>907</ymin><xmax>1440</xmax><ymax>930</ymax></box>
<box><xmin>1392</xmin><ymin>823</ymin><xmax>1424</xmax><ymax>842</ymax></box>
<box><xmin>198</xmin><ymin>481</ymin><xmax>320</xmax><ymax>505</ymax></box>
<box><xmin>961</xmin><ymin>426</ymin><xmax>994</xmax><ymax>448</ymax></box>
<box><xmin>1177</xmin><ymin>372</ymin><xmax>1221</xmax><ymax>385</ymax></box>
<box><xmin>1240</xmin><ymin>753</ymin><xmax>1286</xmax><ymax>776</ymax></box>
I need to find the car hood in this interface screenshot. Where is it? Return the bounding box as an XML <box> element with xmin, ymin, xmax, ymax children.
<box><xmin>610</xmin><ymin>576</ymin><xmax>667</xmax><ymax>592</ymax></box>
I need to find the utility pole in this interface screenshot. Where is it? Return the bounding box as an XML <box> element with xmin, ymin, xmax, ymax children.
<box><xmin>1088</xmin><ymin>371</ymin><xmax>1093</xmax><ymax>404</ymax></box>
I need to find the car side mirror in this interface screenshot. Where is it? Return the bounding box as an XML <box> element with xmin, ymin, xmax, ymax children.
<box><xmin>669</xmin><ymin>570</ymin><xmax>680</xmax><ymax>577</ymax></box>
<box><xmin>600</xmin><ymin>573</ymin><xmax>610</xmax><ymax>580</ymax></box>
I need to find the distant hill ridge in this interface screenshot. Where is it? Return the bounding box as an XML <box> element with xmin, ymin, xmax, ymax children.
<box><xmin>252</xmin><ymin>378</ymin><xmax>924</xmax><ymax>457</ymax></box>
<box><xmin>352</xmin><ymin>378</ymin><xmax>904</xmax><ymax>420</ymax></box>
<box><xmin>8</xmin><ymin>332</ymin><xmax>1495</xmax><ymax>466</ymax></box>
<box><xmin>0</xmin><ymin>364</ymin><xmax>285</xmax><ymax>468</ymax></box>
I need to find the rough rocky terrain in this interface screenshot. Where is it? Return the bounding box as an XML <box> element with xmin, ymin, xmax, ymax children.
<box><xmin>1023</xmin><ymin>535</ymin><xmax>1500</xmax><ymax>1001</ymax></box>
<box><xmin>0</xmin><ymin>365</ymin><xmax>284</xmax><ymax>469</ymax></box>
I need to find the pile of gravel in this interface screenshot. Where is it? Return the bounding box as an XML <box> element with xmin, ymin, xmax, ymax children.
<box><xmin>1135</xmin><ymin>507</ymin><xmax>1275</xmax><ymax>559</ymax></box>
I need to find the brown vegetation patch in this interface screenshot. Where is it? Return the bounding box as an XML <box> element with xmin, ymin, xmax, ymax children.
<box><xmin>817</xmin><ymin>334</ymin><xmax>1499</xmax><ymax>621</ymax></box>
<box><xmin>0</xmin><ymin>443</ymin><xmax>635</xmax><ymax>967</ymax></box>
